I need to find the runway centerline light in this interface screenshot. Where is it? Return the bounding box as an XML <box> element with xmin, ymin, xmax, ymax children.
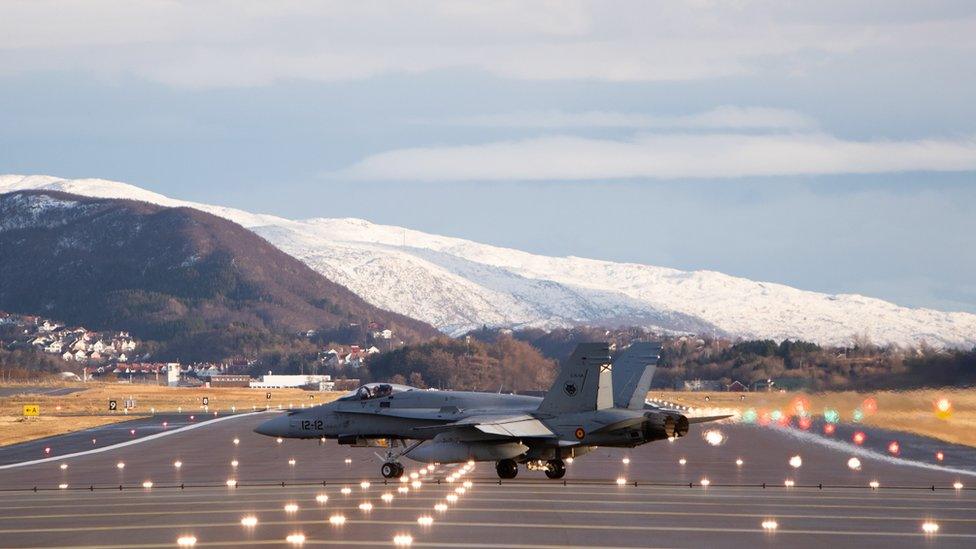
<box><xmin>288</xmin><ymin>458</ymin><xmax>296</xmax><ymax>466</ymax></box>
<box><xmin>936</xmin><ymin>451</ymin><xmax>945</xmax><ymax>462</ymax></box>
<box><xmin>58</xmin><ymin>483</ymin><xmax>68</xmax><ymax>489</ymax></box>
<box><xmin>922</xmin><ymin>521</ymin><xmax>939</xmax><ymax>534</ymax></box>
<box><xmin>455</xmin><ymin>487</ymin><xmax>466</xmax><ymax>495</ymax></box>
<box><xmin>411</xmin><ymin>480</ymin><xmax>422</xmax><ymax>489</ymax></box>
<box><xmin>622</xmin><ymin>457</ymin><xmax>630</xmax><ymax>464</ymax></box>
<box><xmin>393</xmin><ymin>534</ymin><xmax>413</xmax><ymax>546</ymax></box>
<box><xmin>398</xmin><ymin>487</ymin><xmax>409</xmax><ymax>494</ymax></box>
<box><xmin>418</xmin><ymin>515</ymin><xmax>434</xmax><ymax>526</ymax></box>
<box><xmin>142</xmin><ymin>480</ymin><xmax>153</xmax><ymax>489</ymax></box>
<box><xmin>174</xmin><ymin>460</ymin><xmax>183</xmax><ymax>469</ymax></box>
<box><xmin>788</xmin><ymin>455</ymin><xmax>802</xmax><ymax>468</ymax></box>
<box><xmin>847</xmin><ymin>457</ymin><xmax>862</xmax><ymax>470</ymax></box>
<box><xmin>116</xmin><ymin>462</ymin><xmax>125</xmax><ymax>469</ymax></box>
<box><xmin>360</xmin><ymin>481</ymin><xmax>371</xmax><ymax>489</ymax></box>
<box><xmin>784</xmin><ymin>479</ymin><xmax>795</xmax><ymax>487</ymax></box>
<box><xmin>953</xmin><ymin>481</ymin><xmax>964</xmax><ymax>490</ymax></box>
<box><xmin>700</xmin><ymin>478</ymin><xmax>711</xmax><ymax>487</ymax></box>
<box><xmin>59</xmin><ymin>463</ymin><xmax>68</xmax><ymax>470</ymax></box>
<box><xmin>446</xmin><ymin>494</ymin><xmax>458</xmax><ymax>503</ymax></box>
<box><xmin>410</xmin><ymin>472</ymin><xmax>419</xmax><ymax>479</ymax></box>
<box><xmin>463</xmin><ymin>480</ymin><xmax>473</xmax><ymax>488</ymax></box>
<box><xmin>566</xmin><ymin>457</ymin><xmax>574</xmax><ymax>464</ymax></box>
<box><xmin>434</xmin><ymin>503</ymin><xmax>448</xmax><ymax>512</ymax></box>
<box><xmin>344</xmin><ymin>458</ymin><xmax>352</xmax><ymax>464</ymax></box>
<box><xmin>240</xmin><ymin>516</ymin><xmax>258</xmax><ymax>527</ymax></box>
<box><xmin>286</xmin><ymin>533</ymin><xmax>306</xmax><ymax>545</ymax></box>
<box><xmin>284</xmin><ymin>503</ymin><xmax>299</xmax><ymax>513</ymax></box>
<box><xmin>233</xmin><ymin>438</ymin><xmax>240</xmax><ymax>445</ymax></box>
<box><xmin>315</xmin><ymin>494</ymin><xmax>329</xmax><ymax>504</ymax></box>
<box><xmin>678</xmin><ymin>458</ymin><xmax>687</xmax><ymax>465</ymax></box>
<box><xmin>276</xmin><ymin>437</ymin><xmax>283</xmax><ymax>444</ymax></box>
<box><xmin>381</xmin><ymin>493</ymin><xmax>394</xmax><ymax>502</ymax></box>
<box><xmin>329</xmin><ymin>514</ymin><xmax>346</xmax><ymax>525</ymax></box>
<box><xmin>231</xmin><ymin>460</ymin><xmax>239</xmax><ymax>467</ymax></box>
<box><xmin>616</xmin><ymin>477</ymin><xmax>627</xmax><ymax>485</ymax></box>
<box><xmin>869</xmin><ymin>480</ymin><xmax>880</xmax><ymax>489</ymax></box>
<box><xmin>735</xmin><ymin>458</ymin><xmax>744</xmax><ymax>466</ymax></box>
<box><xmin>761</xmin><ymin>519</ymin><xmax>778</xmax><ymax>531</ymax></box>
<box><xmin>341</xmin><ymin>487</ymin><xmax>352</xmax><ymax>495</ymax></box>
<box><xmin>226</xmin><ymin>479</ymin><xmax>237</xmax><ymax>487</ymax></box>
<box><xmin>358</xmin><ymin>502</ymin><xmax>373</xmax><ymax>512</ymax></box>
<box><xmin>176</xmin><ymin>536</ymin><xmax>197</xmax><ymax>546</ymax></box>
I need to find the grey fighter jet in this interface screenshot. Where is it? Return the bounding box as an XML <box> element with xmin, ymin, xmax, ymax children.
<box><xmin>254</xmin><ymin>342</ymin><xmax>729</xmax><ymax>479</ymax></box>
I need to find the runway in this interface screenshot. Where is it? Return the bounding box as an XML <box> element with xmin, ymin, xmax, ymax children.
<box><xmin>0</xmin><ymin>412</ymin><xmax>973</xmax><ymax>548</ymax></box>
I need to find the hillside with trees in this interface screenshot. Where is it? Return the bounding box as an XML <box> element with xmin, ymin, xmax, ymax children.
<box><xmin>0</xmin><ymin>191</ymin><xmax>439</xmax><ymax>362</ymax></box>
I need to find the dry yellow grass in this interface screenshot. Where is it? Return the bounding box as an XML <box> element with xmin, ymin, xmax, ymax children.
<box><xmin>658</xmin><ymin>388</ymin><xmax>976</xmax><ymax>447</ymax></box>
<box><xmin>4</xmin><ymin>383</ymin><xmax>975</xmax><ymax>448</ymax></box>
<box><xmin>0</xmin><ymin>382</ymin><xmax>344</xmax><ymax>447</ymax></box>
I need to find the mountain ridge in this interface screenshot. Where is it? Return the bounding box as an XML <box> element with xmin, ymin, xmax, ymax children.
<box><xmin>2</xmin><ymin>174</ymin><xmax>975</xmax><ymax>348</ymax></box>
<box><xmin>0</xmin><ymin>188</ymin><xmax>439</xmax><ymax>361</ymax></box>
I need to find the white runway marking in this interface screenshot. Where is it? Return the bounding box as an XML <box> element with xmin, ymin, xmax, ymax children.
<box><xmin>764</xmin><ymin>424</ymin><xmax>976</xmax><ymax>478</ymax></box>
<box><xmin>0</xmin><ymin>412</ymin><xmax>264</xmax><ymax>471</ymax></box>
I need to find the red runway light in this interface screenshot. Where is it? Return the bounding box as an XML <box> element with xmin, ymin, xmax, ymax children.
<box><xmin>798</xmin><ymin>417</ymin><xmax>812</xmax><ymax>430</ymax></box>
<box><xmin>936</xmin><ymin>451</ymin><xmax>944</xmax><ymax>462</ymax></box>
<box><xmin>853</xmin><ymin>431</ymin><xmax>866</xmax><ymax>445</ymax></box>
<box><xmin>888</xmin><ymin>441</ymin><xmax>900</xmax><ymax>455</ymax></box>
<box><xmin>862</xmin><ymin>397</ymin><xmax>878</xmax><ymax>414</ymax></box>
<box><xmin>823</xmin><ymin>423</ymin><xmax>835</xmax><ymax>435</ymax></box>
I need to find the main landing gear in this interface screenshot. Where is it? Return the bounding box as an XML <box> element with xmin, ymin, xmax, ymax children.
<box><xmin>496</xmin><ymin>458</ymin><xmax>518</xmax><ymax>479</ymax></box>
<box><xmin>544</xmin><ymin>459</ymin><xmax>566</xmax><ymax>479</ymax></box>
<box><xmin>381</xmin><ymin>461</ymin><xmax>405</xmax><ymax>478</ymax></box>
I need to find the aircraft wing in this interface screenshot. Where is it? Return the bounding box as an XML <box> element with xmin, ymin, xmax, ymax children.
<box><xmin>412</xmin><ymin>413</ymin><xmax>555</xmax><ymax>438</ymax></box>
<box><xmin>687</xmin><ymin>415</ymin><xmax>733</xmax><ymax>424</ymax></box>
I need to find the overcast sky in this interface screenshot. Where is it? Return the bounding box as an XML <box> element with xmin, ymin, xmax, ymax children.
<box><xmin>2</xmin><ymin>1</ymin><xmax>975</xmax><ymax>313</ymax></box>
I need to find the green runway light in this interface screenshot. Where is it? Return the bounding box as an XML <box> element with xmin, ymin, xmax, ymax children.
<box><xmin>823</xmin><ymin>408</ymin><xmax>840</xmax><ymax>423</ymax></box>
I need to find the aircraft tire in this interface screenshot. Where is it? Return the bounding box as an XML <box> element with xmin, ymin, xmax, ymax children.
<box><xmin>495</xmin><ymin>459</ymin><xmax>518</xmax><ymax>479</ymax></box>
<box><xmin>544</xmin><ymin>459</ymin><xmax>566</xmax><ymax>479</ymax></box>
<box><xmin>381</xmin><ymin>462</ymin><xmax>401</xmax><ymax>478</ymax></box>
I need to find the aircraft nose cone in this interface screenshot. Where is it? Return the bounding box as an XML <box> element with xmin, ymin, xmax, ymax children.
<box><xmin>254</xmin><ymin>415</ymin><xmax>289</xmax><ymax>437</ymax></box>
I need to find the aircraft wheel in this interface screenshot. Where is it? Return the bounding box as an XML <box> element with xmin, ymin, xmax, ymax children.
<box><xmin>496</xmin><ymin>459</ymin><xmax>518</xmax><ymax>479</ymax></box>
<box><xmin>381</xmin><ymin>462</ymin><xmax>401</xmax><ymax>479</ymax></box>
<box><xmin>544</xmin><ymin>459</ymin><xmax>566</xmax><ymax>479</ymax></box>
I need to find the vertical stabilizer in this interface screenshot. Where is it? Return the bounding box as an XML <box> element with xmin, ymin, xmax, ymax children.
<box><xmin>537</xmin><ymin>343</ymin><xmax>612</xmax><ymax>414</ymax></box>
<box><xmin>611</xmin><ymin>342</ymin><xmax>662</xmax><ymax>409</ymax></box>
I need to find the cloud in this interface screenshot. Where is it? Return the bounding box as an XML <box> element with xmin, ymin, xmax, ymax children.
<box><xmin>336</xmin><ymin>133</ymin><xmax>976</xmax><ymax>181</ymax></box>
<box><xmin>417</xmin><ymin>106</ymin><xmax>816</xmax><ymax>130</ymax></box>
<box><xmin>1</xmin><ymin>1</ymin><xmax>974</xmax><ymax>89</ymax></box>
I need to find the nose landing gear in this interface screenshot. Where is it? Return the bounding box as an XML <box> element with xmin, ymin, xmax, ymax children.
<box><xmin>381</xmin><ymin>461</ymin><xmax>404</xmax><ymax>478</ymax></box>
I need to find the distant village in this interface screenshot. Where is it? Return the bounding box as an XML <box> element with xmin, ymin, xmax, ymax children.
<box><xmin>0</xmin><ymin>311</ymin><xmax>389</xmax><ymax>390</ymax></box>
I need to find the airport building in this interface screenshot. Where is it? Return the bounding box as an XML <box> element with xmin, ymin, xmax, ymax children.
<box><xmin>249</xmin><ymin>374</ymin><xmax>334</xmax><ymax>391</ymax></box>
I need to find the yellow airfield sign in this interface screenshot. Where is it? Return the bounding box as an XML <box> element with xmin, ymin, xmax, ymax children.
<box><xmin>23</xmin><ymin>404</ymin><xmax>40</xmax><ymax>417</ymax></box>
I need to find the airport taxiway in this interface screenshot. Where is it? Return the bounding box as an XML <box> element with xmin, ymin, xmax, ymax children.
<box><xmin>0</xmin><ymin>411</ymin><xmax>973</xmax><ymax>548</ymax></box>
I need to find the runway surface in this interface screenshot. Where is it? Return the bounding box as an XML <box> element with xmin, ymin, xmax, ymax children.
<box><xmin>0</xmin><ymin>411</ymin><xmax>973</xmax><ymax>548</ymax></box>
<box><xmin>0</xmin><ymin>386</ymin><xmax>85</xmax><ymax>398</ymax></box>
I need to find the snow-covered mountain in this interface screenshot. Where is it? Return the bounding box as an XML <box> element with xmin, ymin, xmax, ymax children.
<box><xmin>3</xmin><ymin>174</ymin><xmax>975</xmax><ymax>348</ymax></box>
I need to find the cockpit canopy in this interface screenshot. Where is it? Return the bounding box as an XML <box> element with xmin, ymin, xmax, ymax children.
<box><xmin>340</xmin><ymin>382</ymin><xmax>415</xmax><ymax>401</ymax></box>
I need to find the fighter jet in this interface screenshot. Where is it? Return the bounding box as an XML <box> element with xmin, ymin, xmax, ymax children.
<box><xmin>254</xmin><ymin>342</ymin><xmax>729</xmax><ymax>479</ymax></box>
